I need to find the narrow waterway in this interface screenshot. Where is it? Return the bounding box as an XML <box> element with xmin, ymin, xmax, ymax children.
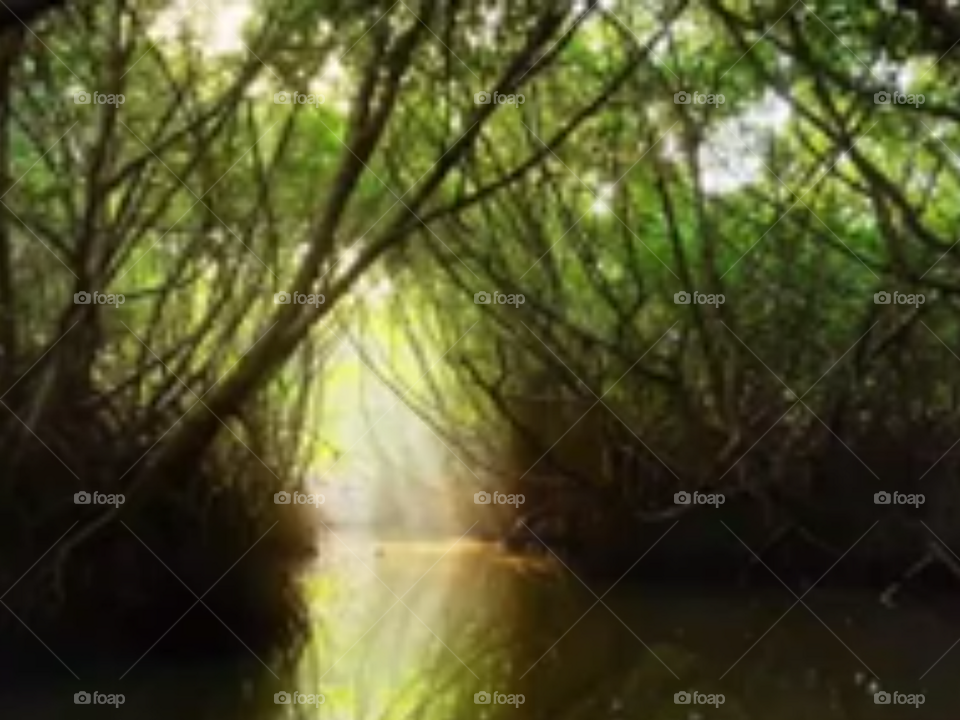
<box><xmin>7</xmin><ymin>530</ymin><xmax>959</xmax><ymax>718</ymax></box>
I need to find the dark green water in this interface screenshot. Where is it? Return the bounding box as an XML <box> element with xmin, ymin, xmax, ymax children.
<box><xmin>6</xmin><ymin>531</ymin><xmax>959</xmax><ymax>718</ymax></box>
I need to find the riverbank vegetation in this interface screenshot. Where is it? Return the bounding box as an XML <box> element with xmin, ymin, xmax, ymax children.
<box><xmin>2</xmin><ymin>0</ymin><xmax>960</xmax><ymax>671</ymax></box>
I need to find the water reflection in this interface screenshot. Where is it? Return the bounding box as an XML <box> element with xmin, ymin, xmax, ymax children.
<box><xmin>309</xmin><ymin>531</ymin><xmax>960</xmax><ymax>719</ymax></box>
<box><xmin>7</xmin><ymin>532</ymin><xmax>960</xmax><ymax>718</ymax></box>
